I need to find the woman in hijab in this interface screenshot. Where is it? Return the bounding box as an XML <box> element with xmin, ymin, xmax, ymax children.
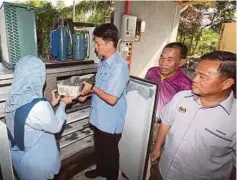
<box><xmin>5</xmin><ymin>55</ymin><xmax>72</xmax><ymax>180</ymax></box>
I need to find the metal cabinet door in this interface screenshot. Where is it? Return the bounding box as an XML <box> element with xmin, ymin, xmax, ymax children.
<box><xmin>119</xmin><ymin>76</ymin><xmax>158</xmax><ymax>180</ymax></box>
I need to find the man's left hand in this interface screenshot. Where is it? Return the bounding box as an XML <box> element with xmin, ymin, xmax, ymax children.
<box><xmin>80</xmin><ymin>81</ymin><xmax>93</xmax><ymax>96</ymax></box>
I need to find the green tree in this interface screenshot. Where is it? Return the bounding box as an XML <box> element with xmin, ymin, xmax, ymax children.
<box><xmin>60</xmin><ymin>1</ymin><xmax>114</xmax><ymax>25</ymax></box>
<box><xmin>35</xmin><ymin>2</ymin><xmax>60</xmax><ymax>57</ymax></box>
<box><xmin>178</xmin><ymin>6</ymin><xmax>203</xmax><ymax>55</ymax></box>
<box><xmin>195</xmin><ymin>28</ymin><xmax>219</xmax><ymax>56</ymax></box>
<box><xmin>177</xmin><ymin>1</ymin><xmax>236</xmax><ymax>56</ymax></box>
<box><xmin>15</xmin><ymin>0</ymin><xmax>114</xmax><ymax>57</ymax></box>
<box><xmin>55</xmin><ymin>0</ymin><xmax>65</xmax><ymax>11</ymax></box>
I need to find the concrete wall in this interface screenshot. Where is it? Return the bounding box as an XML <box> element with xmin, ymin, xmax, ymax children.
<box><xmin>114</xmin><ymin>1</ymin><xmax>181</xmax><ymax>77</ymax></box>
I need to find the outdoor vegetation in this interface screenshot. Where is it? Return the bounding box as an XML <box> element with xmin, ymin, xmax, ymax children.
<box><xmin>14</xmin><ymin>1</ymin><xmax>236</xmax><ymax>58</ymax></box>
<box><xmin>177</xmin><ymin>1</ymin><xmax>236</xmax><ymax>57</ymax></box>
<box><xmin>15</xmin><ymin>0</ymin><xmax>115</xmax><ymax>58</ymax></box>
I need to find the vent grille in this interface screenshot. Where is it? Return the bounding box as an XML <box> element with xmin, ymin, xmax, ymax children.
<box><xmin>5</xmin><ymin>4</ymin><xmax>21</xmax><ymax>65</ymax></box>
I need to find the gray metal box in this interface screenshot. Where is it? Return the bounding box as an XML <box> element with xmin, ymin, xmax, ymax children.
<box><xmin>0</xmin><ymin>2</ymin><xmax>37</xmax><ymax>69</ymax></box>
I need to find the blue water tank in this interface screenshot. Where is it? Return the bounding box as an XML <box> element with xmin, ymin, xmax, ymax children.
<box><xmin>72</xmin><ymin>34</ymin><xmax>87</xmax><ymax>61</ymax></box>
<box><xmin>58</xmin><ymin>27</ymin><xmax>69</xmax><ymax>61</ymax></box>
<box><xmin>50</xmin><ymin>30</ymin><xmax>59</xmax><ymax>58</ymax></box>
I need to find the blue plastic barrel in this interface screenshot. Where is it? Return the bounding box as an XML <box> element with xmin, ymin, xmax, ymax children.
<box><xmin>50</xmin><ymin>31</ymin><xmax>53</xmax><ymax>56</ymax></box>
<box><xmin>72</xmin><ymin>34</ymin><xmax>86</xmax><ymax>61</ymax></box>
<box><xmin>58</xmin><ymin>27</ymin><xmax>68</xmax><ymax>61</ymax></box>
<box><xmin>50</xmin><ymin>30</ymin><xmax>59</xmax><ymax>58</ymax></box>
<box><xmin>54</xmin><ymin>30</ymin><xmax>59</xmax><ymax>58</ymax></box>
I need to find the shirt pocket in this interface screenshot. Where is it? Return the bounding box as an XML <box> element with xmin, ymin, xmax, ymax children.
<box><xmin>100</xmin><ymin>72</ymin><xmax>111</xmax><ymax>82</ymax></box>
<box><xmin>98</xmin><ymin>71</ymin><xmax>111</xmax><ymax>90</ymax></box>
<box><xmin>204</xmin><ymin>128</ymin><xmax>232</xmax><ymax>148</ymax></box>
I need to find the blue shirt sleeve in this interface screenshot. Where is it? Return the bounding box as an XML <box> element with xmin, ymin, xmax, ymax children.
<box><xmin>104</xmin><ymin>63</ymin><xmax>129</xmax><ymax>98</ymax></box>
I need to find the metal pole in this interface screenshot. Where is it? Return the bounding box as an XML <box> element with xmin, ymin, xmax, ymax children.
<box><xmin>73</xmin><ymin>0</ymin><xmax>75</xmax><ymax>22</ymax></box>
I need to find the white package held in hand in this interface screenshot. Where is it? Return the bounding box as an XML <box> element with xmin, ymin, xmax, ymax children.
<box><xmin>57</xmin><ymin>74</ymin><xmax>94</xmax><ymax>97</ymax></box>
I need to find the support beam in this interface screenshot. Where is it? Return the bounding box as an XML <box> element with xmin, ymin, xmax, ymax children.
<box><xmin>125</xmin><ymin>0</ymin><xmax>131</xmax><ymax>15</ymax></box>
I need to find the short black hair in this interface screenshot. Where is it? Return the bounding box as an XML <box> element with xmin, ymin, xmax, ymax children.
<box><xmin>200</xmin><ymin>51</ymin><xmax>236</xmax><ymax>94</ymax></box>
<box><xmin>164</xmin><ymin>42</ymin><xmax>188</xmax><ymax>59</ymax></box>
<box><xmin>93</xmin><ymin>23</ymin><xmax>119</xmax><ymax>48</ymax></box>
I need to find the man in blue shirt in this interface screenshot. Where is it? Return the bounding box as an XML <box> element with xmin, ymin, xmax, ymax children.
<box><xmin>79</xmin><ymin>23</ymin><xmax>130</xmax><ymax>180</ymax></box>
